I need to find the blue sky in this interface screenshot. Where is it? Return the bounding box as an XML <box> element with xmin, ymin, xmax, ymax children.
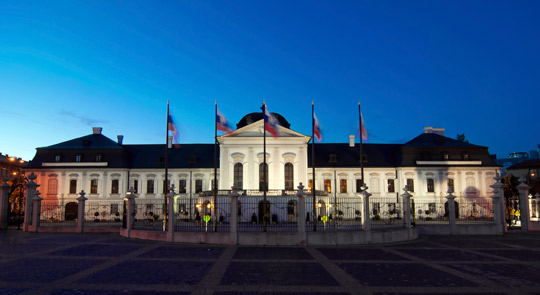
<box><xmin>1</xmin><ymin>1</ymin><xmax>539</xmax><ymax>161</ymax></box>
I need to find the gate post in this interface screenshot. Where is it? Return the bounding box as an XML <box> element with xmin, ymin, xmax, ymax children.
<box><xmin>167</xmin><ymin>187</ymin><xmax>176</xmax><ymax>242</ymax></box>
<box><xmin>446</xmin><ymin>188</ymin><xmax>457</xmax><ymax>235</ymax></box>
<box><xmin>517</xmin><ymin>176</ymin><xmax>530</xmax><ymax>231</ymax></box>
<box><xmin>361</xmin><ymin>185</ymin><xmax>372</xmax><ymax>243</ymax></box>
<box><xmin>76</xmin><ymin>190</ymin><xmax>87</xmax><ymax>233</ymax></box>
<box><xmin>491</xmin><ymin>174</ymin><xmax>506</xmax><ymax>232</ymax></box>
<box><xmin>0</xmin><ymin>175</ymin><xmax>10</xmax><ymax>230</ymax></box>
<box><xmin>400</xmin><ymin>187</ymin><xmax>413</xmax><ymax>239</ymax></box>
<box><xmin>32</xmin><ymin>191</ymin><xmax>43</xmax><ymax>233</ymax></box>
<box><xmin>229</xmin><ymin>186</ymin><xmax>239</xmax><ymax>245</ymax></box>
<box><xmin>125</xmin><ymin>189</ymin><xmax>137</xmax><ymax>238</ymax></box>
<box><xmin>23</xmin><ymin>172</ymin><xmax>39</xmax><ymax>232</ymax></box>
<box><xmin>296</xmin><ymin>183</ymin><xmax>307</xmax><ymax>245</ymax></box>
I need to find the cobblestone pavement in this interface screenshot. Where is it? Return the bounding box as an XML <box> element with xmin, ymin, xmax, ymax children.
<box><xmin>1</xmin><ymin>231</ymin><xmax>540</xmax><ymax>295</ymax></box>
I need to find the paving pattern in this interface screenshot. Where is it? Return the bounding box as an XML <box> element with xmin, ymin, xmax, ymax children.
<box><xmin>0</xmin><ymin>230</ymin><xmax>539</xmax><ymax>295</ymax></box>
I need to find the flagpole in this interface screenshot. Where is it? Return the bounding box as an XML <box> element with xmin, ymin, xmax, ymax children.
<box><xmin>164</xmin><ymin>100</ymin><xmax>170</xmax><ymax>232</ymax></box>
<box><xmin>261</xmin><ymin>101</ymin><xmax>267</xmax><ymax>232</ymax></box>
<box><xmin>358</xmin><ymin>101</ymin><xmax>364</xmax><ymax>188</ymax></box>
<box><xmin>213</xmin><ymin>101</ymin><xmax>218</xmax><ymax>232</ymax></box>
<box><xmin>312</xmin><ymin>101</ymin><xmax>317</xmax><ymax>231</ymax></box>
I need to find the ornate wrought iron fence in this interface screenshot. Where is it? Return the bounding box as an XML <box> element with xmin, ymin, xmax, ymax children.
<box><xmin>40</xmin><ymin>201</ymin><xmax>77</xmax><ymax>227</ymax></box>
<box><xmin>237</xmin><ymin>196</ymin><xmax>298</xmax><ymax>232</ymax></box>
<box><xmin>369</xmin><ymin>198</ymin><xmax>405</xmax><ymax>229</ymax></box>
<box><xmin>457</xmin><ymin>198</ymin><xmax>494</xmax><ymax>224</ymax></box>
<box><xmin>85</xmin><ymin>200</ymin><xmax>124</xmax><ymax>226</ymax></box>
<box><xmin>132</xmin><ymin>199</ymin><xmax>165</xmax><ymax>231</ymax></box>
<box><xmin>412</xmin><ymin>200</ymin><xmax>448</xmax><ymax>224</ymax></box>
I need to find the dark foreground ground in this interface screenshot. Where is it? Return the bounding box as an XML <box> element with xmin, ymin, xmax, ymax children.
<box><xmin>1</xmin><ymin>230</ymin><xmax>539</xmax><ymax>295</ymax></box>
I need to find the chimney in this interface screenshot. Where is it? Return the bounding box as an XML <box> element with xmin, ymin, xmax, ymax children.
<box><xmin>92</xmin><ymin>127</ymin><xmax>102</xmax><ymax>135</ymax></box>
<box><xmin>117</xmin><ymin>135</ymin><xmax>124</xmax><ymax>145</ymax></box>
<box><xmin>423</xmin><ymin>127</ymin><xmax>445</xmax><ymax>136</ymax></box>
<box><xmin>349</xmin><ymin>135</ymin><xmax>355</xmax><ymax>147</ymax></box>
<box><xmin>168</xmin><ymin>136</ymin><xmax>173</xmax><ymax>148</ymax></box>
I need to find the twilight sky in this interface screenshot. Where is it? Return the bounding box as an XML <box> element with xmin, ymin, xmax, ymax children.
<box><xmin>1</xmin><ymin>1</ymin><xmax>539</xmax><ymax>161</ymax></box>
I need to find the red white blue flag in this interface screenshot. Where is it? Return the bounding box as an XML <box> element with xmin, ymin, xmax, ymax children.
<box><xmin>216</xmin><ymin>108</ymin><xmax>233</xmax><ymax>133</ymax></box>
<box><xmin>167</xmin><ymin>114</ymin><xmax>180</xmax><ymax>148</ymax></box>
<box><xmin>313</xmin><ymin>111</ymin><xmax>322</xmax><ymax>142</ymax></box>
<box><xmin>360</xmin><ymin>111</ymin><xmax>368</xmax><ymax>141</ymax></box>
<box><xmin>264</xmin><ymin>104</ymin><xmax>280</xmax><ymax>137</ymax></box>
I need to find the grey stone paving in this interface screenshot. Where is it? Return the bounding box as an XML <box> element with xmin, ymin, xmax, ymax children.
<box><xmin>0</xmin><ymin>231</ymin><xmax>540</xmax><ymax>295</ymax></box>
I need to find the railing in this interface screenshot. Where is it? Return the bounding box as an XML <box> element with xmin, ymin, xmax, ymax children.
<box><xmin>370</xmin><ymin>198</ymin><xmax>405</xmax><ymax>229</ymax></box>
<box><xmin>133</xmin><ymin>199</ymin><xmax>165</xmax><ymax>231</ymax></box>
<box><xmin>412</xmin><ymin>200</ymin><xmax>448</xmax><ymax>224</ymax></box>
<box><xmin>198</xmin><ymin>189</ymin><xmax>328</xmax><ymax>197</ymax></box>
<box><xmin>457</xmin><ymin>199</ymin><xmax>494</xmax><ymax>224</ymax></box>
<box><xmin>40</xmin><ymin>201</ymin><xmax>77</xmax><ymax>227</ymax></box>
<box><xmin>85</xmin><ymin>200</ymin><xmax>124</xmax><ymax>226</ymax></box>
<box><xmin>306</xmin><ymin>197</ymin><xmax>364</xmax><ymax>231</ymax></box>
<box><xmin>237</xmin><ymin>196</ymin><xmax>299</xmax><ymax>232</ymax></box>
<box><xmin>174</xmin><ymin>196</ymin><xmax>230</xmax><ymax>232</ymax></box>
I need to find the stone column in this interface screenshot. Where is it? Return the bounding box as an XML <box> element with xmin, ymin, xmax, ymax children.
<box><xmin>489</xmin><ymin>179</ymin><xmax>504</xmax><ymax>235</ymax></box>
<box><xmin>32</xmin><ymin>191</ymin><xmax>43</xmax><ymax>233</ymax></box>
<box><xmin>0</xmin><ymin>176</ymin><xmax>10</xmax><ymax>230</ymax></box>
<box><xmin>23</xmin><ymin>172</ymin><xmax>39</xmax><ymax>232</ymax></box>
<box><xmin>401</xmin><ymin>188</ymin><xmax>413</xmax><ymax>229</ymax></box>
<box><xmin>229</xmin><ymin>186</ymin><xmax>239</xmax><ymax>245</ymax></box>
<box><xmin>296</xmin><ymin>183</ymin><xmax>307</xmax><ymax>244</ymax></box>
<box><xmin>361</xmin><ymin>185</ymin><xmax>371</xmax><ymax>231</ymax></box>
<box><xmin>535</xmin><ymin>193</ymin><xmax>540</xmax><ymax>220</ymax></box>
<box><xmin>76</xmin><ymin>190</ymin><xmax>87</xmax><ymax>233</ymax></box>
<box><xmin>517</xmin><ymin>176</ymin><xmax>530</xmax><ymax>231</ymax></box>
<box><xmin>446</xmin><ymin>188</ymin><xmax>457</xmax><ymax>235</ymax></box>
<box><xmin>167</xmin><ymin>187</ymin><xmax>176</xmax><ymax>242</ymax></box>
<box><xmin>126</xmin><ymin>189</ymin><xmax>137</xmax><ymax>238</ymax></box>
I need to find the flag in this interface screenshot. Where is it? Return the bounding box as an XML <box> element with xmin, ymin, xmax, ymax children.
<box><xmin>264</xmin><ymin>104</ymin><xmax>280</xmax><ymax>137</ymax></box>
<box><xmin>360</xmin><ymin>111</ymin><xmax>368</xmax><ymax>141</ymax></box>
<box><xmin>167</xmin><ymin>114</ymin><xmax>180</xmax><ymax>148</ymax></box>
<box><xmin>216</xmin><ymin>108</ymin><xmax>233</xmax><ymax>133</ymax></box>
<box><xmin>313</xmin><ymin>111</ymin><xmax>322</xmax><ymax>142</ymax></box>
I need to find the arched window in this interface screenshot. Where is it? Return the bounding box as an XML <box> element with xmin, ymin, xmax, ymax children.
<box><xmin>47</xmin><ymin>178</ymin><xmax>58</xmax><ymax>195</ymax></box>
<box><xmin>234</xmin><ymin>163</ymin><xmax>243</xmax><ymax>190</ymax></box>
<box><xmin>259</xmin><ymin>163</ymin><xmax>268</xmax><ymax>191</ymax></box>
<box><xmin>284</xmin><ymin>163</ymin><xmax>293</xmax><ymax>190</ymax></box>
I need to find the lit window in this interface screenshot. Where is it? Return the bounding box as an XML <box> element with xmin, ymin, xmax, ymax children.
<box><xmin>442</xmin><ymin>153</ymin><xmax>449</xmax><ymax>160</ymax></box>
<box><xmin>324</xmin><ymin>179</ymin><xmax>331</xmax><ymax>193</ymax></box>
<box><xmin>340</xmin><ymin>179</ymin><xmax>347</xmax><ymax>193</ymax></box>
<box><xmin>407</xmin><ymin>179</ymin><xmax>414</xmax><ymax>192</ymax></box>
<box><xmin>55</xmin><ymin>155</ymin><xmax>61</xmax><ymax>162</ymax></box>
<box><xmin>75</xmin><ymin>154</ymin><xmax>82</xmax><ymax>162</ymax></box>
<box><xmin>387</xmin><ymin>179</ymin><xmax>395</xmax><ymax>193</ymax></box>
<box><xmin>90</xmin><ymin>179</ymin><xmax>98</xmax><ymax>194</ymax></box>
<box><xmin>111</xmin><ymin>179</ymin><xmax>119</xmax><ymax>194</ymax></box>
<box><xmin>179</xmin><ymin>180</ymin><xmax>186</xmax><ymax>193</ymax></box>
<box><xmin>133</xmin><ymin>179</ymin><xmax>138</xmax><ymax>194</ymax></box>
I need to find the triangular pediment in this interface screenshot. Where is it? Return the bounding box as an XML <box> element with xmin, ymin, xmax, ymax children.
<box><xmin>219</xmin><ymin>119</ymin><xmax>309</xmax><ymax>140</ymax></box>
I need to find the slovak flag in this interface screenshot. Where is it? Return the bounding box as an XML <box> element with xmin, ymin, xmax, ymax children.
<box><xmin>216</xmin><ymin>108</ymin><xmax>233</xmax><ymax>133</ymax></box>
<box><xmin>167</xmin><ymin>114</ymin><xmax>180</xmax><ymax>148</ymax></box>
<box><xmin>264</xmin><ymin>104</ymin><xmax>280</xmax><ymax>137</ymax></box>
<box><xmin>313</xmin><ymin>111</ymin><xmax>322</xmax><ymax>142</ymax></box>
<box><xmin>360</xmin><ymin>111</ymin><xmax>368</xmax><ymax>141</ymax></box>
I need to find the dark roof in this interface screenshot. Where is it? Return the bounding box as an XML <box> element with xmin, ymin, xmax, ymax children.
<box><xmin>508</xmin><ymin>159</ymin><xmax>540</xmax><ymax>170</ymax></box>
<box><xmin>404</xmin><ymin>133</ymin><xmax>483</xmax><ymax>148</ymax></box>
<box><xmin>237</xmin><ymin>112</ymin><xmax>291</xmax><ymax>129</ymax></box>
<box><xmin>308</xmin><ymin>143</ymin><xmax>401</xmax><ymax>168</ymax></box>
<box><xmin>41</xmin><ymin>134</ymin><xmax>123</xmax><ymax>149</ymax></box>
<box><xmin>124</xmin><ymin>144</ymin><xmax>217</xmax><ymax>169</ymax></box>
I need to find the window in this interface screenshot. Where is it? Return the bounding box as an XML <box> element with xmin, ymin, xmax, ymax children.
<box><xmin>55</xmin><ymin>155</ymin><xmax>61</xmax><ymax>162</ymax></box>
<box><xmin>406</xmin><ymin>179</ymin><xmax>414</xmax><ymax>192</ymax></box>
<box><xmin>370</xmin><ymin>178</ymin><xmax>380</xmax><ymax>193</ymax></box>
<box><xmin>447</xmin><ymin>179</ymin><xmax>454</xmax><ymax>191</ymax></box>
<box><xmin>284</xmin><ymin>163</ymin><xmax>294</xmax><ymax>190</ymax></box>
<box><xmin>340</xmin><ymin>179</ymin><xmax>347</xmax><ymax>193</ymax></box>
<box><xmin>324</xmin><ymin>179</ymin><xmax>331</xmax><ymax>193</ymax></box>
<box><xmin>421</xmin><ymin>151</ymin><xmax>430</xmax><ymax>161</ymax></box>
<box><xmin>259</xmin><ymin>163</ymin><xmax>268</xmax><ymax>191</ymax></box>
<box><xmin>179</xmin><ymin>180</ymin><xmax>186</xmax><ymax>193</ymax></box>
<box><xmin>47</xmin><ymin>178</ymin><xmax>57</xmax><ymax>195</ymax></box>
<box><xmin>69</xmin><ymin>179</ymin><xmax>77</xmax><ymax>194</ymax></box>
<box><xmin>90</xmin><ymin>179</ymin><xmax>98</xmax><ymax>194</ymax></box>
<box><xmin>427</xmin><ymin>178</ymin><xmax>434</xmax><ymax>193</ymax></box>
<box><xmin>234</xmin><ymin>163</ymin><xmax>243</xmax><ymax>190</ymax></box>
<box><xmin>356</xmin><ymin>179</ymin><xmax>363</xmax><ymax>193</ymax></box>
<box><xmin>462</xmin><ymin>152</ymin><xmax>470</xmax><ymax>160</ymax></box>
<box><xmin>147</xmin><ymin>180</ymin><xmax>154</xmax><ymax>194</ymax></box>
<box><xmin>387</xmin><ymin>179</ymin><xmax>395</xmax><ymax>193</ymax></box>
<box><xmin>75</xmin><ymin>154</ymin><xmax>82</xmax><ymax>162</ymax></box>
<box><xmin>212</xmin><ymin>179</ymin><xmax>217</xmax><ymax>190</ymax></box>
<box><xmin>163</xmin><ymin>180</ymin><xmax>170</xmax><ymax>194</ymax></box>
<box><xmin>308</xmin><ymin>179</ymin><xmax>313</xmax><ymax>192</ymax></box>
<box><xmin>132</xmin><ymin>179</ymin><xmax>138</xmax><ymax>194</ymax></box>
<box><xmin>442</xmin><ymin>152</ymin><xmax>449</xmax><ymax>160</ymax></box>
<box><xmin>195</xmin><ymin>179</ymin><xmax>203</xmax><ymax>193</ymax></box>
<box><xmin>96</xmin><ymin>154</ymin><xmax>103</xmax><ymax>162</ymax></box>
<box><xmin>329</xmin><ymin>154</ymin><xmax>337</xmax><ymax>163</ymax></box>
<box><xmin>111</xmin><ymin>179</ymin><xmax>119</xmax><ymax>194</ymax></box>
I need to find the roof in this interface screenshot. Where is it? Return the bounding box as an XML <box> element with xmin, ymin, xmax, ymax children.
<box><xmin>124</xmin><ymin>144</ymin><xmax>217</xmax><ymax>169</ymax></box>
<box><xmin>41</xmin><ymin>134</ymin><xmax>123</xmax><ymax>149</ymax></box>
<box><xmin>236</xmin><ymin>112</ymin><xmax>291</xmax><ymax>129</ymax></box>
<box><xmin>404</xmin><ymin>133</ymin><xmax>483</xmax><ymax>148</ymax></box>
<box><xmin>507</xmin><ymin>159</ymin><xmax>540</xmax><ymax>170</ymax></box>
<box><xmin>308</xmin><ymin>143</ymin><xmax>401</xmax><ymax>168</ymax></box>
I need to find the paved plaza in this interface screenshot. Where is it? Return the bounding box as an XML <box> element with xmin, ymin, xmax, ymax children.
<box><xmin>0</xmin><ymin>231</ymin><xmax>539</xmax><ymax>295</ymax></box>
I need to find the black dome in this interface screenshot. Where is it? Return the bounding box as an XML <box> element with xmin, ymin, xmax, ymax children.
<box><xmin>236</xmin><ymin>112</ymin><xmax>291</xmax><ymax>129</ymax></box>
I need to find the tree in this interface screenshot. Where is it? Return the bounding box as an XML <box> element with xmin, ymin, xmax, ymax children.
<box><xmin>456</xmin><ymin>133</ymin><xmax>469</xmax><ymax>143</ymax></box>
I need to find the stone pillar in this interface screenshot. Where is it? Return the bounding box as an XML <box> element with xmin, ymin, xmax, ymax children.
<box><xmin>401</xmin><ymin>189</ymin><xmax>412</xmax><ymax>229</ymax></box>
<box><xmin>446</xmin><ymin>188</ymin><xmax>457</xmax><ymax>235</ymax></box>
<box><xmin>31</xmin><ymin>191</ymin><xmax>43</xmax><ymax>233</ymax></box>
<box><xmin>76</xmin><ymin>190</ymin><xmax>88</xmax><ymax>233</ymax></box>
<box><xmin>517</xmin><ymin>176</ymin><xmax>530</xmax><ymax>231</ymax></box>
<box><xmin>167</xmin><ymin>186</ymin><xmax>176</xmax><ymax>242</ymax></box>
<box><xmin>125</xmin><ymin>189</ymin><xmax>137</xmax><ymax>238</ymax></box>
<box><xmin>296</xmin><ymin>183</ymin><xmax>307</xmax><ymax>245</ymax></box>
<box><xmin>229</xmin><ymin>186</ymin><xmax>239</xmax><ymax>245</ymax></box>
<box><xmin>0</xmin><ymin>176</ymin><xmax>10</xmax><ymax>230</ymax></box>
<box><xmin>23</xmin><ymin>172</ymin><xmax>39</xmax><ymax>232</ymax></box>
<box><xmin>535</xmin><ymin>193</ymin><xmax>540</xmax><ymax>219</ymax></box>
<box><xmin>492</xmin><ymin>174</ymin><xmax>507</xmax><ymax>232</ymax></box>
<box><xmin>489</xmin><ymin>180</ymin><xmax>504</xmax><ymax>235</ymax></box>
<box><xmin>361</xmin><ymin>184</ymin><xmax>371</xmax><ymax>231</ymax></box>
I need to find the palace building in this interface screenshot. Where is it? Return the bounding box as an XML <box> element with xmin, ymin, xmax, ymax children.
<box><xmin>25</xmin><ymin>113</ymin><xmax>500</xmax><ymax>215</ymax></box>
